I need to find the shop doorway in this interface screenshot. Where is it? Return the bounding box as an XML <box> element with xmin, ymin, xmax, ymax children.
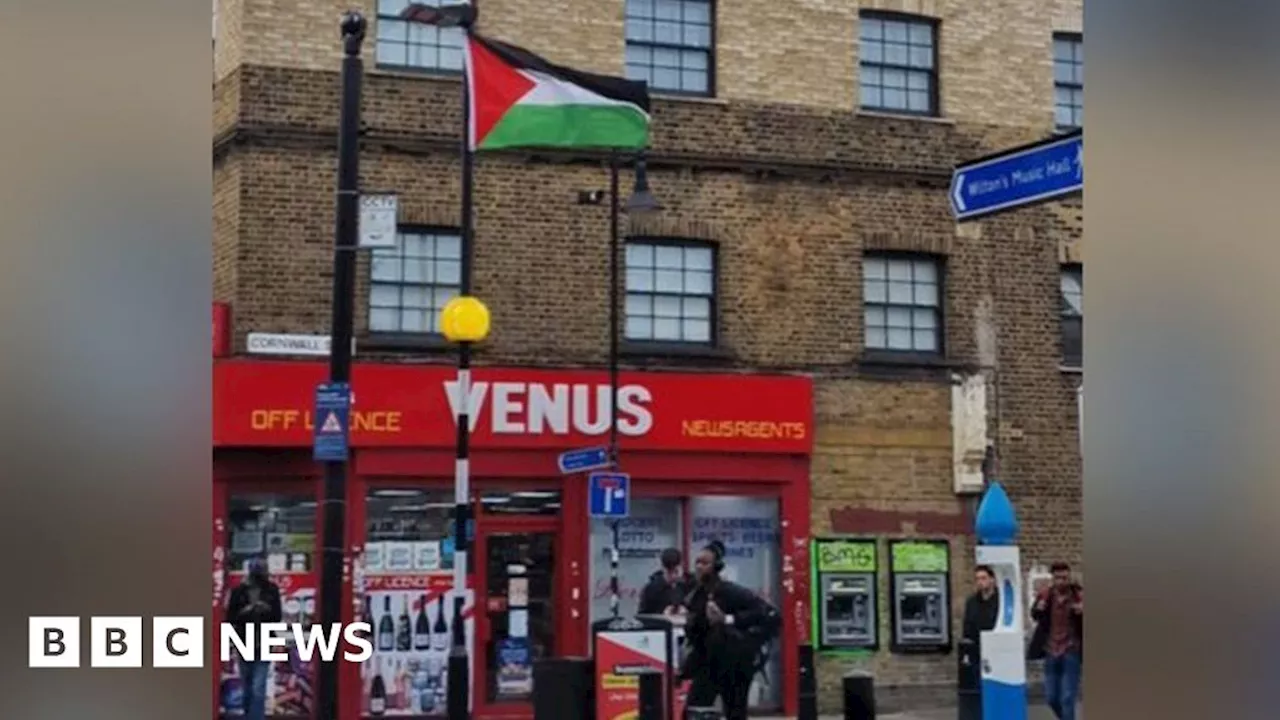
<box><xmin>474</xmin><ymin>511</ymin><xmax>559</xmax><ymax>717</ymax></box>
<box><xmin>214</xmin><ymin>479</ymin><xmax>322</xmax><ymax>720</ymax></box>
<box><xmin>586</xmin><ymin>492</ymin><xmax>785</xmax><ymax>712</ymax></box>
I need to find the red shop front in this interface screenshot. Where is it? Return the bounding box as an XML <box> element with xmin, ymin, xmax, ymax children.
<box><xmin>213</xmin><ymin>359</ymin><xmax>813</xmax><ymax>720</ymax></box>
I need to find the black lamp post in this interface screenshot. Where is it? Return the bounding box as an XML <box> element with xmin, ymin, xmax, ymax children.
<box><xmin>605</xmin><ymin>152</ymin><xmax>660</xmax><ymax>617</ymax></box>
<box><xmin>316</xmin><ymin>10</ymin><xmax>365</xmax><ymax>720</ymax></box>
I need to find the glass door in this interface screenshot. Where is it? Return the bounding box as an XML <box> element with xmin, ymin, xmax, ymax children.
<box><xmin>477</xmin><ymin>528</ymin><xmax>558</xmax><ymax>708</ymax></box>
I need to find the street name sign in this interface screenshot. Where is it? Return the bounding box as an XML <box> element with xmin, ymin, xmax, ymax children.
<box><xmin>558</xmin><ymin>446</ymin><xmax>610</xmax><ymax>474</ymax></box>
<box><xmin>951</xmin><ymin>132</ymin><xmax>1082</xmax><ymax>220</ymax></box>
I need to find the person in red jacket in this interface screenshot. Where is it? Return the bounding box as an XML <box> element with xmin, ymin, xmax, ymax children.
<box><xmin>1029</xmin><ymin>562</ymin><xmax>1083</xmax><ymax>720</ymax></box>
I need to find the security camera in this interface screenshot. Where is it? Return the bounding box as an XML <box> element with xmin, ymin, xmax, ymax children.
<box><xmin>577</xmin><ymin>189</ymin><xmax>605</xmax><ymax>205</ymax></box>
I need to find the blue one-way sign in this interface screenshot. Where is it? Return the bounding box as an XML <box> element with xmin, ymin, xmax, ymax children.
<box><xmin>558</xmin><ymin>446</ymin><xmax>610</xmax><ymax>474</ymax></box>
<box><xmin>588</xmin><ymin>472</ymin><xmax>629</xmax><ymax>518</ymax></box>
<box><xmin>951</xmin><ymin>131</ymin><xmax>1082</xmax><ymax>220</ymax></box>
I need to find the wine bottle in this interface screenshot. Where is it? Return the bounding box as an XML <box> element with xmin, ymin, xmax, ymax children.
<box><xmin>369</xmin><ymin>658</ymin><xmax>387</xmax><ymax>715</ymax></box>
<box><xmin>389</xmin><ymin>658</ymin><xmax>401</xmax><ymax>710</ymax></box>
<box><xmin>432</xmin><ymin>594</ymin><xmax>449</xmax><ymax>651</ymax></box>
<box><xmin>359</xmin><ymin>593</ymin><xmax>374</xmax><ymax>642</ymax></box>
<box><xmin>377</xmin><ymin>596</ymin><xmax>395</xmax><ymax>651</ymax></box>
<box><xmin>396</xmin><ymin>593</ymin><xmax>413</xmax><ymax>651</ymax></box>
<box><xmin>413</xmin><ymin>593</ymin><xmax>431</xmax><ymax>650</ymax></box>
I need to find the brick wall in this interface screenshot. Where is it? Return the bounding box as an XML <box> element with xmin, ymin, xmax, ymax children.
<box><xmin>213</xmin><ymin>0</ymin><xmax>1082</xmax><ymax>707</ymax></box>
<box><xmin>222</xmin><ymin>0</ymin><xmax>1081</xmax><ymax>125</ymax></box>
<box><xmin>213</xmin><ymin>63</ymin><xmax>1082</xmax><ymax>707</ymax></box>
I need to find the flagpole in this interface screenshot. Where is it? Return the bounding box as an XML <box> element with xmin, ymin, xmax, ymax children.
<box><xmin>447</xmin><ymin>24</ymin><xmax>475</xmax><ymax>720</ymax></box>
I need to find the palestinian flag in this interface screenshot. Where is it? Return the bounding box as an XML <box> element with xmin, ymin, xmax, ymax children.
<box><xmin>464</xmin><ymin>33</ymin><xmax>650</xmax><ymax>151</ymax></box>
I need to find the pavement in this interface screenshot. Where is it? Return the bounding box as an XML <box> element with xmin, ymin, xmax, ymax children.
<box><xmin>758</xmin><ymin>705</ymin><xmax>1077</xmax><ymax>720</ymax></box>
<box><xmin>879</xmin><ymin>706</ymin><xmax>1077</xmax><ymax>720</ymax></box>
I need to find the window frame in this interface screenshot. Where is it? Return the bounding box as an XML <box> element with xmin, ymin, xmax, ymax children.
<box><xmin>622</xmin><ymin>236</ymin><xmax>720</xmax><ymax>348</ymax></box>
<box><xmin>1053</xmin><ymin>31</ymin><xmax>1083</xmax><ymax>131</ymax></box>
<box><xmin>373</xmin><ymin>0</ymin><xmax>468</xmax><ymax>75</ymax></box>
<box><xmin>365</xmin><ymin>224</ymin><xmax>466</xmax><ymax>345</ymax></box>
<box><xmin>1060</xmin><ymin>263</ymin><xmax>1083</xmax><ymax>369</ymax></box>
<box><xmin>861</xmin><ymin>250</ymin><xmax>947</xmax><ymax>361</ymax></box>
<box><xmin>857</xmin><ymin>10</ymin><xmax>941</xmax><ymax>117</ymax></box>
<box><xmin>623</xmin><ymin>0</ymin><xmax>717</xmax><ymax>98</ymax></box>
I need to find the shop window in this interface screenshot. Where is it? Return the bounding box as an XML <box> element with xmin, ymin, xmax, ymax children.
<box><xmin>687</xmin><ymin>496</ymin><xmax>782</xmax><ymax>711</ymax></box>
<box><xmin>480</xmin><ymin>488</ymin><xmax>562</xmax><ymax>516</ymax></box>
<box><xmin>220</xmin><ymin>493</ymin><xmax>318</xmax><ymax>718</ymax></box>
<box><xmin>586</xmin><ymin>495</ymin><xmax>783</xmax><ymax>711</ymax></box>
<box><xmin>589</xmin><ymin>497</ymin><xmax>685</xmax><ymax>621</ymax></box>
<box><xmin>360</xmin><ymin>487</ymin><xmax>472</xmax><ymax>717</ymax></box>
<box><xmin>228</xmin><ymin>493</ymin><xmax>317</xmax><ymax>574</ymax></box>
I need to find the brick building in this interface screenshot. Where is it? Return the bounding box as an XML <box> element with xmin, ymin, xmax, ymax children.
<box><xmin>212</xmin><ymin>0</ymin><xmax>1083</xmax><ymax>715</ymax></box>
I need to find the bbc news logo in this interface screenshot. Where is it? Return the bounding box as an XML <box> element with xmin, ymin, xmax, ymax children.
<box><xmin>29</xmin><ymin>617</ymin><xmax>373</xmax><ymax>668</ymax></box>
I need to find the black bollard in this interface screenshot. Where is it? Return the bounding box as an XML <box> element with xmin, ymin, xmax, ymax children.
<box><xmin>533</xmin><ymin>657</ymin><xmax>593</xmax><ymax>720</ymax></box>
<box><xmin>638</xmin><ymin>670</ymin><xmax>663</xmax><ymax>720</ymax></box>
<box><xmin>843</xmin><ymin>671</ymin><xmax>875</xmax><ymax>720</ymax></box>
<box><xmin>956</xmin><ymin>639</ymin><xmax>981</xmax><ymax>720</ymax></box>
<box><xmin>797</xmin><ymin>645</ymin><xmax>818</xmax><ymax>720</ymax></box>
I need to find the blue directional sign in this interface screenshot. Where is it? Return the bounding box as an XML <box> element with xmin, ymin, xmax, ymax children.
<box><xmin>588</xmin><ymin>472</ymin><xmax>630</xmax><ymax>518</ymax></box>
<box><xmin>313</xmin><ymin>382</ymin><xmax>351</xmax><ymax>461</ymax></box>
<box><xmin>558</xmin><ymin>446</ymin><xmax>610</xmax><ymax>474</ymax></box>
<box><xmin>951</xmin><ymin>132</ymin><xmax>1082</xmax><ymax>220</ymax></box>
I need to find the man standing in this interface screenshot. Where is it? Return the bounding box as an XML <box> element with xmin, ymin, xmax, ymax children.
<box><xmin>1029</xmin><ymin>562</ymin><xmax>1083</xmax><ymax>720</ymax></box>
<box><xmin>638</xmin><ymin>547</ymin><xmax>693</xmax><ymax>615</ymax></box>
<box><xmin>957</xmin><ymin>565</ymin><xmax>1000</xmax><ymax>720</ymax></box>
<box><xmin>962</xmin><ymin>564</ymin><xmax>1000</xmax><ymax>644</ymax></box>
<box><xmin>682</xmin><ymin>540</ymin><xmax>779</xmax><ymax>720</ymax></box>
<box><xmin>226</xmin><ymin>557</ymin><xmax>283</xmax><ymax>720</ymax></box>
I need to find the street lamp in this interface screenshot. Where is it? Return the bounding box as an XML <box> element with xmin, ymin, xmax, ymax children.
<box><xmin>605</xmin><ymin>153</ymin><xmax>660</xmax><ymax>618</ymax></box>
<box><xmin>394</xmin><ymin>7</ymin><xmax>479</xmax><ymax>720</ymax></box>
<box><xmin>440</xmin><ymin>294</ymin><xmax>490</xmax><ymax>720</ymax></box>
<box><xmin>625</xmin><ymin>156</ymin><xmax>661</xmax><ymax>212</ymax></box>
<box><xmin>607</xmin><ymin>152</ymin><xmax>662</xmax><ymax>458</ymax></box>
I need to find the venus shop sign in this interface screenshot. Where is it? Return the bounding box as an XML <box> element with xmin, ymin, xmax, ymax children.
<box><xmin>445</xmin><ymin>380</ymin><xmax>652</xmax><ymax>436</ymax></box>
<box><xmin>213</xmin><ymin>362</ymin><xmax>814</xmax><ymax>454</ymax></box>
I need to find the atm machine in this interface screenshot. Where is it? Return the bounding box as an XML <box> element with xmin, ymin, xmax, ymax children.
<box><xmin>811</xmin><ymin>538</ymin><xmax>879</xmax><ymax>650</ymax></box>
<box><xmin>888</xmin><ymin>540</ymin><xmax>951</xmax><ymax>653</ymax></box>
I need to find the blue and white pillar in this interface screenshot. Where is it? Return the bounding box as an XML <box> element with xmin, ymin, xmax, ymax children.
<box><xmin>975</xmin><ymin>481</ymin><xmax>1027</xmax><ymax>720</ymax></box>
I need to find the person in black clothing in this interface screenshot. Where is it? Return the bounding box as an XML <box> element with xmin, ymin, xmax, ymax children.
<box><xmin>226</xmin><ymin>558</ymin><xmax>283</xmax><ymax>720</ymax></box>
<box><xmin>957</xmin><ymin>565</ymin><xmax>1000</xmax><ymax>720</ymax></box>
<box><xmin>682</xmin><ymin>540</ymin><xmax>779</xmax><ymax>720</ymax></box>
<box><xmin>638</xmin><ymin>548</ymin><xmax>694</xmax><ymax>615</ymax></box>
<box><xmin>962</xmin><ymin>564</ymin><xmax>1000</xmax><ymax>645</ymax></box>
